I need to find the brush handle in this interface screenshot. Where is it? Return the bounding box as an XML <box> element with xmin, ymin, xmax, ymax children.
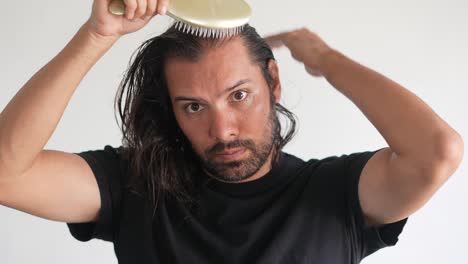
<box><xmin>109</xmin><ymin>0</ymin><xmax>126</xmax><ymax>15</ymax></box>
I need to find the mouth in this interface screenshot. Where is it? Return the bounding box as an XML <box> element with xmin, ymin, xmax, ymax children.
<box><xmin>214</xmin><ymin>147</ymin><xmax>247</xmax><ymax>160</ymax></box>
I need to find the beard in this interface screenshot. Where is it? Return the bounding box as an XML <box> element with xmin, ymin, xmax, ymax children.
<box><xmin>197</xmin><ymin>106</ymin><xmax>279</xmax><ymax>183</ymax></box>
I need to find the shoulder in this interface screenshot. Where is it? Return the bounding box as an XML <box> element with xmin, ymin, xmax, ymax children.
<box><xmin>280</xmin><ymin>149</ymin><xmax>384</xmax><ymax>186</ymax></box>
<box><xmin>304</xmin><ymin>149</ymin><xmax>384</xmax><ymax>172</ymax></box>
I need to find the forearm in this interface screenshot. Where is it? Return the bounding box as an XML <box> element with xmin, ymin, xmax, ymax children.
<box><xmin>321</xmin><ymin>50</ymin><xmax>463</xmax><ymax>168</ymax></box>
<box><xmin>0</xmin><ymin>22</ymin><xmax>118</xmax><ymax>178</ymax></box>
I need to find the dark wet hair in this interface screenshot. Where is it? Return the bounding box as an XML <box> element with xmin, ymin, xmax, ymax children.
<box><xmin>114</xmin><ymin>23</ymin><xmax>297</xmax><ymax>216</ymax></box>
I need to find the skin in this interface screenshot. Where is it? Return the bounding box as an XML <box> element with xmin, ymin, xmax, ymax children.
<box><xmin>165</xmin><ymin>28</ymin><xmax>463</xmax><ymax>227</ymax></box>
<box><xmin>265</xmin><ymin>28</ymin><xmax>464</xmax><ymax>226</ymax></box>
<box><xmin>0</xmin><ymin>0</ymin><xmax>462</xmax><ymax>232</ymax></box>
<box><xmin>0</xmin><ymin>0</ymin><xmax>172</xmax><ymax>223</ymax></box>
<box><xmin>165</xmin><ymin>37</ymin><xmax>281</xmax><ymax>183</ymax></box>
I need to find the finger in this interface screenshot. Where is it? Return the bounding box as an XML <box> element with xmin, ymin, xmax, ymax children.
<box><xmin>157</xmin><ymin>0</ymin><xmax>169</xmax><ymax>15</ymax></box>
<box><xmin>290</xmin><ymin>51</ymin><xmax>301</xmax><ymax>62</ymax></box>
<box><xmin>305</xmin><ymin>65</ymin><xmax>322</xmax><ymax>77</ymax></box>
<box><xmin>264</xmin><ymin>33</ymin><xmax>288</xmax><ymax>49</ymax></box>
<box><xmin>135</xmin><ymin>0</ymin><xmax>147</xmax><ymax>18</ymax></box>
<box><xmin>264</xmin><ymin>38</ymin><xmax>284</xmax><ymax>49</ymax></box>
<box><xmin>123</xmin><ymin>0</ymin><xmax>137</xmax><ymax>19</ymax></box>
<box><xmin>145</xmin><ymin>0</ymin><xmax>157</xmax><ymax>16</ymax></box>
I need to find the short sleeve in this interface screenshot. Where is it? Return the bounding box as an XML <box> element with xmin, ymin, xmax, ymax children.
<box><xmin>343</xmin><ymin>148</ymin><xmax>408</xmax><ymax>260</ymax></box>
<box><xmin>66</xmin><ymin>145</ymin><xmax>124</xmax><ymax>242</ymax></box>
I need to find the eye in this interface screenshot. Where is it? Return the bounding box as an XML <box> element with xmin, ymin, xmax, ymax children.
<box><xmin>232</xmin><ymin>90</ymin><xmax>248</xmax><ymax>102</ymax></box>
<box><xmin>185</xmin><ymin>103</ymin><xmax>204</xmax><ymax>113</ymax></box>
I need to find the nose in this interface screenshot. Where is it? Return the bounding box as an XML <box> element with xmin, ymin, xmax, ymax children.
<box><xmin>208</xmin><ymin>109</ymin><xmax>238</xmax><ymax>142</ymax></box>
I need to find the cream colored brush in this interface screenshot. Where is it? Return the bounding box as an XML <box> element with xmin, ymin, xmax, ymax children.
<box><xmin>109</xmin><ymin>0</ymin><xmax>252</xmax><ymax>38</ymax></box>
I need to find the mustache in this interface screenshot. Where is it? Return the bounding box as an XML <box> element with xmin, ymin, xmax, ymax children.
<box><xmin>206</xmin><ymin>139</ymin><xmax>255</xmax><ymax>156</ymax></box>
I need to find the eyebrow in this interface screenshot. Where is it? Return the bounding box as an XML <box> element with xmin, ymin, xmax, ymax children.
<box><xmin>173</xmin><ymin>79</ymin><xmax>250</xmax><ymax>103</ymax></box>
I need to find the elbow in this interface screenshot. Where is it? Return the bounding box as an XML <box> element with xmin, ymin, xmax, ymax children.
<box><xmin>424</xmin><ymin>131</ymin><xmax>464</xmax><ymax>184</ymax></box>
<box><xmin>437</xmin><ymin>131</ymin><xmax>464</xmax><ymax>169</ymax></box>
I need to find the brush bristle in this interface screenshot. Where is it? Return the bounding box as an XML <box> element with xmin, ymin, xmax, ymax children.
<box><xmin>174</xmin><ymin>21</ymin><xmax>245</xmax><ymax>38</ymax></box>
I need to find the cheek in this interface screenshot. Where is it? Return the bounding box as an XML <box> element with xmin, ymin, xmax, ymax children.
<box><xmin>239</xmin><ymin>94</ymin><xmax>272</xmax><ymax>132</ymax></box>
<box><xmin>175</xmin><ymin>113</ymin><xmax>209</xmax><ymax>153</ymax></box>
<box><xmin>174</xmin><ymin>111</ymin><xmax>196</xmax><ymax>141</ymax></box>
<box><xmin>183</xmin><ymin>127</ymin><xmax>206</xmax><ymax>155</ymax></box>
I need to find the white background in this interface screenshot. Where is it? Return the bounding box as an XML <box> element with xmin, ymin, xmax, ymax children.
<box><xmin>1</xmin><ymin>0</ymin><xmax>467</xmax><ymax>263</ymax></box>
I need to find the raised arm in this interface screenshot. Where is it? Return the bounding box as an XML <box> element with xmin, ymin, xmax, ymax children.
<box><xmin>265</xmin><ymin>28</ymin><xmax>464</xmax><ymax>226</ymax></box>
<box><xmin>0</xmin><ymin>0</ymin><xmax>168</xmax><ymax>222</ymax></box>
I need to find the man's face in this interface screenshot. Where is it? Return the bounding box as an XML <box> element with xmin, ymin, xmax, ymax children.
<box><xmin>165</xmin><ymin>37</ymin><xmax>281</xmax><ymax>183</ymax></box>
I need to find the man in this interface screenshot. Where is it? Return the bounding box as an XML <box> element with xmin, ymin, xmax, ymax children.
<box><xmin>0</xmin><ymin>0</ymin><xmax>463</xmax><ymax>263</ymax></box>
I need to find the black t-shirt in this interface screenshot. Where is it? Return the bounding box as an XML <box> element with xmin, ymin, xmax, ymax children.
<box><xmin>67</xmin><ymin>145</ymin><xmax>407</xmax><ymax>263</ymax></box>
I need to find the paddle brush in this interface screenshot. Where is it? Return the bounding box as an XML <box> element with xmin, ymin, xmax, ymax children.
<box><xmin>109</xmin><ymin>0</ymin><xmax>252</xmax><ymax>38</ymax></box>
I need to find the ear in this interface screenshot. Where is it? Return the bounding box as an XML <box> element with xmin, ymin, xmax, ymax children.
<box><xmin>267</xmin><ymin>59</ymin><xmax>281</xmax><ymax>104</ymax></box>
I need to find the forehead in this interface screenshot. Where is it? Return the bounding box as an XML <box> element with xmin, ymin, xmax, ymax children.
<box><xmin>164</xmin><ymin>37</ymin><xmax>261</xmax><ymax>97</ymax></box>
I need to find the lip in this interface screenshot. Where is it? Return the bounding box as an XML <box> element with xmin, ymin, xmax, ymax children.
<box><xmin>215</xmin><ymin>147</ymin><xmax>247</xmax><ymax>160</ymax></box>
